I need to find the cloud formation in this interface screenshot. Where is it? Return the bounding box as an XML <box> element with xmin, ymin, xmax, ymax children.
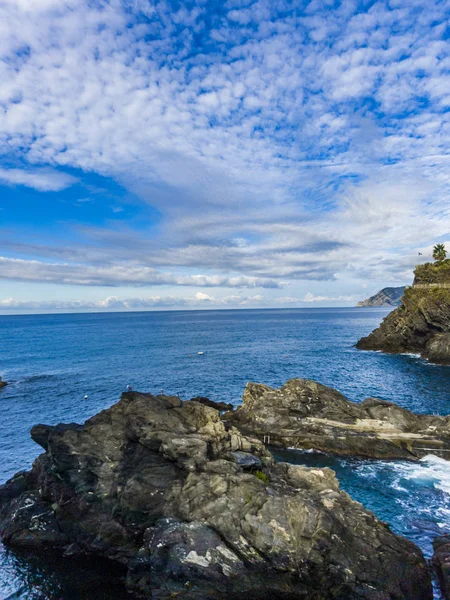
<box><xmin>302</xmin><ymin>292</ymin><xmax>356</xmax><ymax>303</ymax></box>
<box><xmin>1</xmin><ymin>0</ymin><xmax>450</xmax><ymax>305</ymax></box>
<box><xmin>0</xmin><ymin>290</ymin><xmax>359</xmax><ymax>313</ymax></box>
<box><xmin>0</xmin><ymin>292</ymin><xmax>267</xmax><ymax>312</ymax></box>
<box><xmin>0</xmin><ymin>167</ymin><xmax>78</xmax><ymax>191</ymax></box>
<box><xmin>0</xmin><ymin>257</ymin><xmax>281</xmax><ymax>288</ymax></box>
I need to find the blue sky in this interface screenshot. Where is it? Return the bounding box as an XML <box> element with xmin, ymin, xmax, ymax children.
<box><xmin>1</xmin><ymin>0</ymin><xmax>450</xmax><ymax>313</ymax></box>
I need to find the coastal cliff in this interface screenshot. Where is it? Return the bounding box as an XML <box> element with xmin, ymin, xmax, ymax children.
<box><xmin>0</xmin><ymin>390</ymin><xmax>432</xmax><ymax>600</ymax></box>
<box><xmin>356</xmin><ymin>286</ymin><xmax>406</xmax><ymax>307</ymax></box>
<box><xmin>356</xmin><ymin>260</ymin><xmax>450</xmax><ymax>364</ymax></box>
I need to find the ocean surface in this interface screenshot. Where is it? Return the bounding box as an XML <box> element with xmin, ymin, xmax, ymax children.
<box><xmin>0</xmin><ymin>307</ymin><xmax>450</xmax><ymax>599</ymax></box>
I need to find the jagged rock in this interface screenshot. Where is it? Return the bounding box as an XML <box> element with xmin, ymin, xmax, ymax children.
<box><xmin>356</xmin><ymin>262</ymin><xmax>450</xmax><ymax>363</ymax></box>
<box><xmin>356</xmin><ymin>286</ymin><xmax>406</xmax><ymax>307</ymax></box>
<box><xmin>0</xmin><ymin>391</ymin><xmax>432</xmax><ymax>599</ymax></box>
<box><xmin>423</xmin><ymin>332</ymin><xmax>450</xmax><ymax>364</ymax></box>
<box><xmin>230</xmin><ymin>450</ymin><xmax>262</xmax><ymax>469</ymax></box>
<box><xmin>433</xmin><ymin>535</ymin><xmax>450</xmax><ymax>599</ymax></box>
<box><xmin>225</xmin><ymin>378</ymin><xmax>450</xmax><ymax>461</ymax></box>
<box><xmin>190</xmin><ymin>396</ymin><xmax>234</xmax><ymax>412</ymax></box>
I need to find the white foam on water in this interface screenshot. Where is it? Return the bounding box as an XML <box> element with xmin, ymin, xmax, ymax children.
<box><xmin>390</xmin><ymin>479</ymin><xmax>409</xmax><ymax>493</ymax></box>
<box><xmin>396</xmin><ymin>454</ymin><xmax>450</xmax><ymax>495</ymax></box>
<box><xmin>287</xmin><ymin>447</ymin><xmax>326</xmax><ymax>454</ymax></box>
<box><xmin>351</xmin><ymin>455</ymin><xmax>450</xmax><ymax>524</ymax></box>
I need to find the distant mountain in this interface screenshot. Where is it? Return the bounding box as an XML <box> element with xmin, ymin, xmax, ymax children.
<box><xmin>356</xmin><ymin>286</ymin><xmax>406</xmax><ymax>307</ymax></box>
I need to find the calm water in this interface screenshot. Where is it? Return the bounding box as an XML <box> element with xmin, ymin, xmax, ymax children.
<box><xmin>0</xmin><ymin>308</ymin><xmax>449</xmax><ymax>599</ymax></box>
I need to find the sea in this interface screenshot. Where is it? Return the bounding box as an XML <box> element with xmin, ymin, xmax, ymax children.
<box><xmin>0</xmin><ymin>307</ymin><xmax>449</xmax><ymax>599</ymax></box>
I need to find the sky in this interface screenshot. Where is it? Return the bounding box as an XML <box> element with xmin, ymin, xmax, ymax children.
<box><xmin>1</xmin><ymin>0</ymin><xmax>450</xmax><ymax>313</ymax></box>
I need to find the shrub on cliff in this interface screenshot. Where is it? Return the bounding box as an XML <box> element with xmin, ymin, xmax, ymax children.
<box><xmin>414</xmin><ymin>259</ymin><xmax>450</xmax><ymax>284</ymax></box>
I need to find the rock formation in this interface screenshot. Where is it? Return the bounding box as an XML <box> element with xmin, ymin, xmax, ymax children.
<box><xmin>0</xmin><ymin>376</ymin><xmax>8</xmax><ymax>388</ymax></box>
<box><xmin>0</xmin><ymin>391</ymin><xmax>432</xmax><ymax>599</ymax></box>
<box><xmin>433</xmin><ymin>535</ymin><xmax>450</xmax><ymax>600</ymax></box>
<box><xmin>356</xmin><ymin>261</ymin><xmax>450</xmax><ymax>364</ymax></box>
<box><xmin>225</xmin><ymin>378</ymin><xmax>450</xmax><ymax>461</ymax></box>
<box><xmin>356</xmin><ymin>286</ymin><xmax>406</xmax><ymax>307</ymax></box>
<box><xmin>190</xmin><ymin>396</ymin><xmax>234</xmax><ymax>412</ymax></box>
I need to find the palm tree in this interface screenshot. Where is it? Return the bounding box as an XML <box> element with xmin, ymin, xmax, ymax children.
<box><xmin>433</xmin><ymin>243</ymin><xmax>447</xmax><ymax>262</ymax></box>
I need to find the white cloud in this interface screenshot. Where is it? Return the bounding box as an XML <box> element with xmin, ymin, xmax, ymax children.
<box><xmin>0</xmin><ymin>167</ymin><xmax>78</xmax><ymax>191</ymax></box>
<box><xmin>195</xmin><ymin>292</ymin><xmax>214</xmax><ymax>301</ymax></box>
<box><xmin>303</xmin><ymin>292</ymin><xmax>356</xmax><ymax>303</ymax></box>
<box><xmin>0</xmin><ymin>256</ymin><xmax>282</xmax><ymax>289</ymax></box>
<box><xmin>0</xmin><ymin>292</ymin><xmax>266</xmax><ymax>313</ymax></box>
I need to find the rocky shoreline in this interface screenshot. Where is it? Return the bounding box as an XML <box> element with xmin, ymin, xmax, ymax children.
<box><xmin>356</xmin><ymin>261</ymin><xmax>450</xmax><ymax>364</ymax></box>
<box><xmin>0</xmin><ymin>386</ymin><xmax>438</xmax><ymax>599</ymax></box>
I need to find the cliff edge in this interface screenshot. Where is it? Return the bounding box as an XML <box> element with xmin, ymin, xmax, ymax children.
<box><xmin>356</xmin><ymin>260</ymin><xmax>450</xmax><ymax>364</ymax></box>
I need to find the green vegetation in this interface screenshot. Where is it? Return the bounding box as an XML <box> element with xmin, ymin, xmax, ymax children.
<box><xmin>433</xmin><ymin>243</ymin><xmax>447</xmax><ymax>262</ymax></box>
<box><xmin>414</xmin><ymin>259</ymin><xmax>450</xmax><ymax>284</ymax></box>
<box><xmin>255</xmin><ymin>470</ymin><xmax>270</xmax><ymax>485</ymax></box>
<box><xmin>400</xmin><ymin>284</ymin><xmax>450</xmax><ymax>316</ymax></box>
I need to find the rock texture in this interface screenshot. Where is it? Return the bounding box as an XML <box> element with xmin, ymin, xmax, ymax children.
<box><xmin>0</xmin><ymin>391</ymin><xmax>432</xmax><ymax>600</ymax></box>
<box><xmin>226</xmin><ymin>378</ymin><xmax>450</xmax><ymax>461</ymax></box>
<box><xmin>190</xmin><ymin>396</ymin><xmax>234</xmax><ymax>412</ymax></box>
<box><xmin>356</xmin><ymin>286</ymin><xmax>406</xmax><ymax>307</ymax></box>
<box><xmin>356</xmin><ymin>262</ymin><xmax>450</xmax><ymax>364</ymax></box>
<box><xmin>433</xmin><ymin>535</ymin><xmax>450</xmax><ymax>600</ymax></box>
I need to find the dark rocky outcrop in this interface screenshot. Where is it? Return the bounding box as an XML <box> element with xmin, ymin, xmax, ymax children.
<box><xmin>0</xmin><ymin>391</ymin><xmax>432</xmax><ymax>599</ymax></box>
<box><xmin>356</xmin><ymin>286</ymin><xmax>406</xmax><ymax>307</ymax></box>
<box><xmin>356</xmin><ymin>262</ymin><xmax>450</xmax><ymax>364</ymax></box>
<box><xmin>0</xmin><ymin>376</ymin><xmax>8</xmax><ymax>388</ymax></box>
<box><xmin>225</xmin><ymin>378</ymin><xmax>450</xmax><ymax>461</ymax></box>
<box><xmin>433</xmin><ymin>535</ymin><xmax>450</xmax><ymax>600</ymax></box>
<box><xmin>190</xmin><ymin>396</ymin><xmax>234</xmax><ymax>412</ymax></box>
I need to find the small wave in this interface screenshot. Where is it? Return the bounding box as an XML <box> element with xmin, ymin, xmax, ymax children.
<box><xmin>287</xmin><ymin>447</ymin><xmax>326</xmax><ymax>454</ymax></box>
<box><xmin>393</xmin><ymin>454</ymin><xmax>450</xmax><ymax>495</ymax></box>
<box><xmin>22</xmin><ymin>374</ymin><xmax>60</xmax><ymax>383</ymax></box>
<box><xmin>390</xmin><ymin>480</ymin><xmax>409</xmax><ymax>493</ymax></box>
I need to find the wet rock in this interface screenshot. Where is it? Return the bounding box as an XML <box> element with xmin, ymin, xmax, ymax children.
<box><xmin>226</xmin><ymin>378</ymin><xmax>450</xmax><ymax>461</ymax></box>
<box><xmin>0</xmin><ymin>376</ymin><xmax>8</xmax><ymax>389</ymax></box>
<box><xmin>1</xmin><ymin>492</ymin><xmax>68</xmax><ymax>548</ymax></box>
<box><xmin>423</xmin><ymin>333</ymin><xmax>450</xmax><ymax>365</ymax></box>
<box><xmin>0</xmin><ymin>390</ymin><xmax>433</xmax><ymax>600</ymax></box>
<box><xmin>433</xmin><ymin>535</ymin><xmax>450</xmax><ymax>599</ymax></box>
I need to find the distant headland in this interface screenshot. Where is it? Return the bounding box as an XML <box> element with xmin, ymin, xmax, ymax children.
<box><xmin>356</xmin><ymin>286</ymin><xmax>406</xmax><ymax>307</ymax></box>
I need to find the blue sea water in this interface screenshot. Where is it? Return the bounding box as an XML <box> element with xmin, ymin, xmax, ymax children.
<box><xmin>0</xmin><ymin>307</ymin><xmax>449</xmax><ymax>599</ymax></box>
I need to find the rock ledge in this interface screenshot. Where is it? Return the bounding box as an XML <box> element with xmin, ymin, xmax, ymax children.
<box><xmin>226</xmin><ymin>378</ymin><xmax>450</xmax><ymax>461</ymax></box>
